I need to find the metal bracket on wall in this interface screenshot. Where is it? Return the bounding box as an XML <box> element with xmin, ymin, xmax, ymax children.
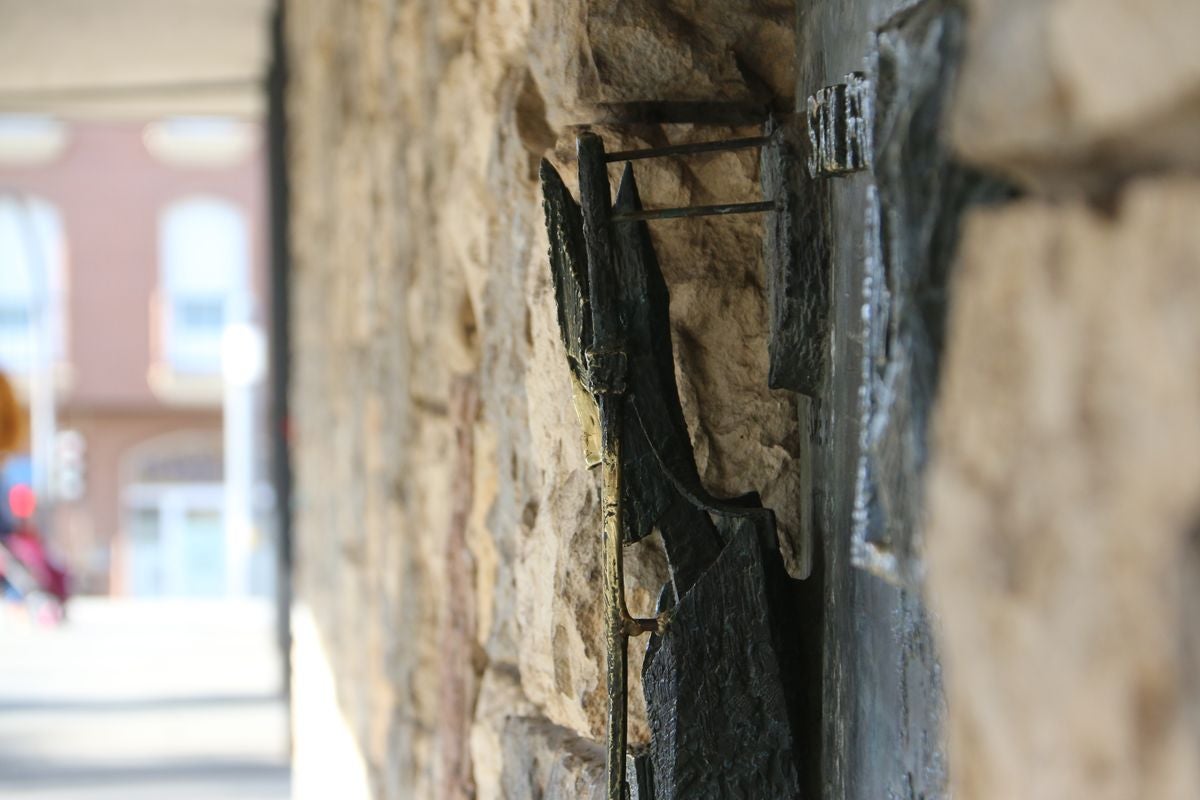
<box><xmin>589</xmin><ymin>124</ymin><xmax>814</xmax><ymax>588</ymax></box>
<box><xmin>601</xmin><ymin>132</ymin><xmax>782</xmax><ymax>221</ymax></box>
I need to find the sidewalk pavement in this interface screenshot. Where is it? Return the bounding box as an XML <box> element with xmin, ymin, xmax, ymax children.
<box><xmin>0</xmin><ymin>597</ymin><xmax>291</xmax><ymax>800</ymax></box>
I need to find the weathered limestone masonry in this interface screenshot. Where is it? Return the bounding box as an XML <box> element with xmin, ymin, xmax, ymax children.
<box><xmin>927</xmin><ymin>1</ymin><xmax>1200</xmax><ymax>799</ymax></box>
<box><xmin>285</xmin><ymin>2</ymin><xmax>795</xmax><ymax>798</ymax></box>
<box><xmin>285</xmin><ymin>0</ymin><xmax>1200</xmax><ymax>798</ymax></box>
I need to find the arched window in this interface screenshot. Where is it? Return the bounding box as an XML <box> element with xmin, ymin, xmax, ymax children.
<box><xmin>0</xmin><ymin>196</ymin><xmax>66</xmax><ymax>371</ymax></box>
<box><xmin>158</xmin><ymin>197</ymin><xmax>248</xmax><ymax>374</ymax></box>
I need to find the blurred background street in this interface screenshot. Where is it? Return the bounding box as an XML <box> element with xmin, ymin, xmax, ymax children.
<box><xmin>0</xmin><ymin>2</ymin><xmax>293</xmax><ymax>795</ymax></box>
<box><xmin>0</xmin><ymin>598</ymin><xmax>289</xmax><ymax>800</ymax></box>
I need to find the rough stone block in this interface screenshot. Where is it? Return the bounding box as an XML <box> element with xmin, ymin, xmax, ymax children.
<box><xmin>949</xmin><ymin>0</ymin><xmax>1200</xmax><ymax>191</ymax></box>
<box><xmin>926</xmin><ymin>179</ymin><xmax>1200</xmax><ymax>800</ymax></box>
<box><xmin>499</xmin><ymin>716</ymin><xmax>605</xmax><ymax>800</ymax></box>
<box><xmin>529</xmin><ymin>0</ymin><xmax>794</xmax><ymax>127</ymax></box>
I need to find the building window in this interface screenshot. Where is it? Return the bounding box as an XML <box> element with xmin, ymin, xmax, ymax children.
<box><xmin>158</xmin><ymin>197</ymin><xmax>248</xmax><ymax>374</ymax></box>
<box><xmin>0</xmin><ymin>196</ymin><xmax>66</xmax><ymax>372</ymax></box>
<box><xmin>143</xmin><ymin>117</ymin><xmax>256</xmax><ymax>168</ymax></box>
<box><xmin>0</xmin><ymin>116</ymin><xmax>69</xmax><ymax>166</ymax></box>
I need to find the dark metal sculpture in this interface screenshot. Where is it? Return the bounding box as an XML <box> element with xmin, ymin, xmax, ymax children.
<box><xmin>851</xmin><ymin>3</ymin><xmax>1014</xmax><ymax>587</ymax></box>
<box><xmin>791</xmin><ymin>3</ymin><xmax>1020</xmax><ymax>798</ymax></box>
<box><xmin>541</xmin><ymin>130</ymin><xmax>804</xmax><ymax>799</ymax></box>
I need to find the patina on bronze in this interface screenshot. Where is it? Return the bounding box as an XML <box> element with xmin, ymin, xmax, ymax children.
<box><xmin>541</xmin><ymin>129</ymin><xmax>805</xmax><ymax>799</ymax></box>
<box><xmin>544</xmin><ymin>134</ymin><xmax>663</xmax><ymax>800</ymax></box>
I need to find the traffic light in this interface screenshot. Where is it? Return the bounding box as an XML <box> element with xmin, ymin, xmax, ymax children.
<box><xmin>53</xmin><ymin>429</ymin><xmax>86</xmax><ymax>502</ymax></box>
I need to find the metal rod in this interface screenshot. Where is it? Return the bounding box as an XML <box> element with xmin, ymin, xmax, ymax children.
<box><xmin>605</xmin><ymin>135</ymin><xmax>772</xmax><ymax>163</ymax></box>
<box><xmin>612</xmin><ymin>200</ymin><xmax>777</xmax><ymax>222</ymax></box>
<box><xmin>577</xmin><ymin>132</ymin><xmax>629</xmax><ymax>800</ymax></box>
<box><xmin>600</xmin><ymin>395</ymin><xmax>628</xmax><ymax>800</ymax></box>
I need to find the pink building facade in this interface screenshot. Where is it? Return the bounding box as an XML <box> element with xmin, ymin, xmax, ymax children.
<box><xmin>0</xmin><ymin>118</ymin><xmax>267</xmax><ymax>595</ymax></box>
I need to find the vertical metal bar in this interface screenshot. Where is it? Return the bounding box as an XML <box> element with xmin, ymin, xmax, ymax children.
<box><xmin>578</xmin><ymin>133</ymin><xmax>620</xmax><ymax>354</ymax></box>
<box><xmin>599</xmin><ymin>398</ymin><xmax>626</xmax><ymax>800</ymax></box>
<box><xmin>576</xmin><ymin>132</ymin><xmax>628</xmax><ymax>800</ymax></box>
<box><xmin>266</xmin><ymin>0</ymin><xmax>294</xmax><ymax>711</ymax></box>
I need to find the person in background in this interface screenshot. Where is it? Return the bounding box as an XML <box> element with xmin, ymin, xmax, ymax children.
<box><xmin>0</xmin><ymin>371</ymin><xmax>68</xmax><ymax>621</ymax></box>
<box><xmin>0</xmin><ymin>370</ymin><xmax>23</xmax><ymax>547</ymax></box>
<box><xmin>0</xmin><ymin>370</ymin><xmax>18</xmax><ymax>461</ymax></box>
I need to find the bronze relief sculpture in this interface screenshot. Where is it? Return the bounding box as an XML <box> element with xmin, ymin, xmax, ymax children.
<box><xmin>540</xmin><ymin>130</ymin><xmax>805</xmax><ymax>799</ymax></box>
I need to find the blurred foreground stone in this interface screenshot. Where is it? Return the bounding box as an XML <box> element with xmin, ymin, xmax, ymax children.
<box><xmin>927</xmin><ymin>179</ymin><xmax>1200</xmax><ymax>800</ymax></box>
<box><xmin>950</xmin><ymin>0</ymin><xmax>1200</xmax><ymax>192</ymax></box>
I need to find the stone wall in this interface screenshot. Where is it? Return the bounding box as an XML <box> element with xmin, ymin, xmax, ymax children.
<box><xmin>284</xmin><ymin>0</ymin><xmax>1200</xmax><ymax>798</ymax></box>
<box><xmin>926</xmin><ymin>1</ymin><xmax>1200</xmax><ymax>798</ymax></box>
<box><xmin>284</xmin><ymin>1</ymin><xmax>796</xmax><ymax>797</ymax></box>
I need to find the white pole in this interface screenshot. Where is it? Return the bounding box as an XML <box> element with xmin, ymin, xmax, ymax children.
<box><xmin>221</xmin><ymin>294</ymin><xmax>263</xmax><ymax>598</ymax></box>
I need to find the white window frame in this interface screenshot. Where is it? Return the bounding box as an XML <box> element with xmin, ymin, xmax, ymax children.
<box><xmin>157</xmin><ymin>196</ymin><xmax>248</xmax><ymax>375</ymax></box>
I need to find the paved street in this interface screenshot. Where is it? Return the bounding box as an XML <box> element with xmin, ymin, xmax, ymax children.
<box><xmin>0</xmin><ymin>598</ymin><xmax>291</xmax><ymax>800</ymax></box>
